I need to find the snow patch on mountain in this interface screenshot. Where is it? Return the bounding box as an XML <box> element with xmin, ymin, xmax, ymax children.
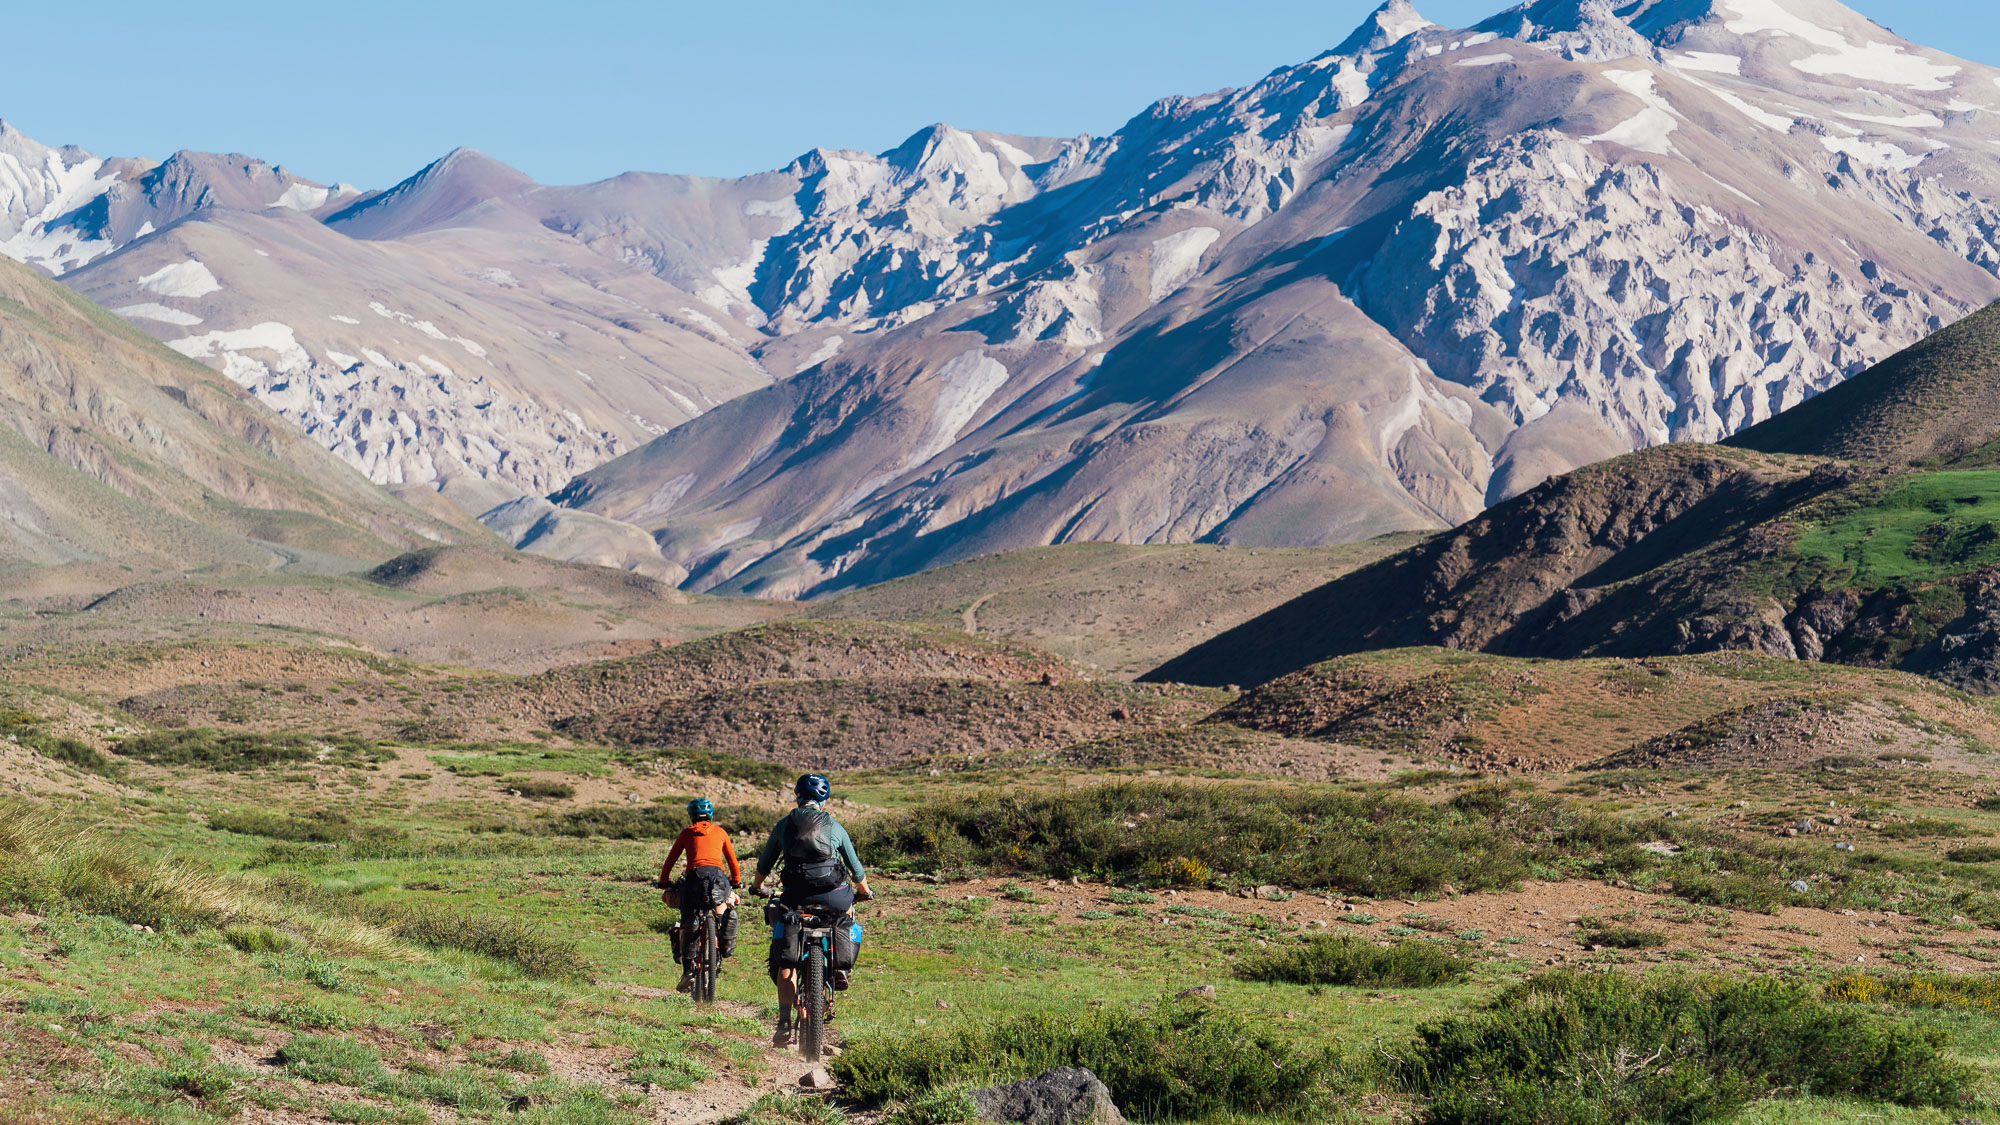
<box><xmin>1149</xmin><ymin>227</ymin><xmax>1222</xmax><ymax>300</ymax></box>
<box><xmin>114</xmin><ymin>302</ymin><xmax>203</xmax><ymax>326</ymax></box>
<box><xmin>1717</xmin><ymin>0</ymin><xmax>1960</xmax><ymax>89</ymax></box>
<box><xmin>138</xmin><ymin>260</ymin><xmax>221</xmax><ymax>299</ymax></box>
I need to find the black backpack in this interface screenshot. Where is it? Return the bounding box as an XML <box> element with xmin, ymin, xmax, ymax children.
<box><xmin>781</xmin><ymin>808</ymin><xmax>846</xmax><ymax>894</ymax></box>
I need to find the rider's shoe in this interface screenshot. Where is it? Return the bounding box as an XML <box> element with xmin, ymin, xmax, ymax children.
<box><xmin>772</xmin><ymin>1020</ymin><xmax>794</xmax><ymax>1047</ymax></box>
<box><xmin>675</xmin><ymin>966</ymin><xmax>693</xmax><ymax>994</ymax></box>
<box><xmin>830</xmin><ymin>970</ymin><xmax>850</xmax><ymax>992</ymax></box>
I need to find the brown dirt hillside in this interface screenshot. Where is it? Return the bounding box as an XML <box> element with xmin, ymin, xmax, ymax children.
<box><xmin>0</xmin><ymin>558</ymin><xmax>792</xmax><ymax>676</ymax></box>
<box><xmin>1209</xmin><ymin>648</ymin><xmax>2000</xmax><ymax>773</ymax></box>
<box><xmin>1588</xmin><ymin>693</ymin><xmax>1987</xmax><ymax>772</ymax></box>
<box><xmin>569</xmin><ymin>677</ymin><xmax>1225</xmax><ymax>771</ymax></box>
<box><xmin>479</xmin><ymin>620</ymin><xmax>1081</xmax><ymax>725</ymax></box>
<box><xmin>95</xmin><ymin>620</ymin><xmax>1131</xmax><ymax>771</ymax></box>
<box><xmin>805</xmin><ymin>536</ymin><xmax>1425</xmax><ymax>678</ymax></box>
<box><xmin>362</xmin><ymin>546</ymin><xmax>691</xmax><ymax>602</ymax></box>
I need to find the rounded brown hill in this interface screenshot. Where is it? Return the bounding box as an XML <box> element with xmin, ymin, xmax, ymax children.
<box><xmin>1208</xmin><ymin>647</ymin><xmax>2000</xmax><ymax>773</ymax></box>
<box><xmin>1728</xmin><ymin>302</ymin><xmax>2000</xmax><ymax>465</ymax></box>
<box><xmin>1586</xmin><ymin>694</ymin><xmax>1992</xmax><ymax>772</ymax></box>
<box><xmin>569</xmin><ymin>677</ymin><xmax>1221</xmax><ymax>771</ymax></box>
<box><xmin>487</xmin><ymin>620</ymin><xmax>1082</xmax><ymax>725</ymax></box>
<box><xmin>364</xmin><ymin>546</ymin><xmax>689</xmax><ymax>603</ymax></box>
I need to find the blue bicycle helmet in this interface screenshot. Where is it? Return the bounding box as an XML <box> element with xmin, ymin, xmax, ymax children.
<box><xmin>794</xmin><ymin>773</ymin><xmax>831</xmax><ymax>804</ymax></box>
<box><xmin>687</xmin><ymin>797</ymin><xmax>714</xmax><ymax>822</ymax></box>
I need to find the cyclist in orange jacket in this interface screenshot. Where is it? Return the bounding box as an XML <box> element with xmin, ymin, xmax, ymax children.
<box><xmin>659</xmin><ymin>798</ymin><xmax>742</xmax><ymax>992</ymax></box>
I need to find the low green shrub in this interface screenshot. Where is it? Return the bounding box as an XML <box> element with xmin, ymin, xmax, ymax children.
<box><xmin>1407</xmin><ymin>973</ymin><xmax>1977</xmax><ymax>1124</ymax></box>
<box><xmin>114</xmin><ymin>729</ymin><xmax>388</xmax><ymax>771</ymax></box>
<box><xmin>225</xmin><ymin>924</ymin><xmax>296</xmax><ymax>953</ymax></box>
<box><xmin>278</xmin><ymin>1034</ymin><xmax>386</xmax><ymax>1085</ymax></box>
<box><xmin>211</xmin><ymin>809</ymin><xmax>354</xmax><ymax>842</ymax></box>
<box><xmin>831</xmin><ymin>999</ymin><xmax>1340</xmax><ymax>1119</ymax></box>
<box><xmin>0</xmin><ymin>710</ymin><xmax>120</xmax><ymax>777</ymax></box>
<box><xmin>885</xmin><ymin>1087</ymin><xmax>978</xmax><ymax>1125</ymax></box>
<box><xmin>1234</xmin><ymin>933</ymin><xmax>1469</xmax><ymax>987</ymax></box>
<box><xmin>857</xmin><ymin>781</ymin><xmax>1538</xmax><ymax>896</ymax></box>
<box><xmin>739</xmin><ymin>1091</ymin><xmax>850</xmax><ymax>1125</ymax></box>
<box><xmin>47</xmin><ymin>738</ymin><xmax>118</xmax><ymax>776</ymax></box>
<box><xmin>543</xmin><ymin>802</ymin><xmax>770</xmax><ymax>840</ymax></box>
<box><xmin>1583</xmin><ymin>925</ymin><xmax>1670</xmax><ymax>950</ymax></box>
<box><xmin>503</xmin><ymin>778</ymin><xmax>576</xmax><ymax>800</ymax></box>
<box><xmin>1946</xmin><ymin>845</ymin><xmax>2000</xmax><ymax>863</ymax></box>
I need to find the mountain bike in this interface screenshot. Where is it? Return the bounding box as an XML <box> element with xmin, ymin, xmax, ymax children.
<box><xmin>765</xmin><ymin>890</ymin><xmax>869</xmax><ymax>1062</ymax></box>
<box><xmin>685</xmin><ymin>904</ymin><xmax>719</xmax><ymax>1005</ymax></box>
<box><xmin>667</xmin><ymin>878</ymin><xmax>734</xmax><ymax>1006</ymax></box>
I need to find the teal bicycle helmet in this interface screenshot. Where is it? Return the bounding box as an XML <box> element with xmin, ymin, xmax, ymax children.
<box><xmin>794</xmin><ymin>774</ymin><xmax>831</xmax><ymax>804</ymax></box>
<box><xmin>687</xmin><ymin>797</ymin><xmax>714</xmax><ymax>822</ymax></box>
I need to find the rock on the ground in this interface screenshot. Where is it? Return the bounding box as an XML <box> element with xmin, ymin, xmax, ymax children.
<box><xmin>972</xmin><ymin>1067</ymin><xmax>1126</xmax><ymax>1125</ymax></box>
<box><xmin>1176</xmin><ymin>985</ymin><xmax>1217</xmax><ymax>1000</ymax></box>
<box><xmin>798</xmin><ymin>1067</ymin><xmax>834</xmax><ymax>1089</ymax></box>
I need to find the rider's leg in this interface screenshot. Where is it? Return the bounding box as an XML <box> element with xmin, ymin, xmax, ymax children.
<box><xmin>675</xmin><ymin>901</ymin><xmax>695</xmax><ymax>992</ymax></box>
<box><xmin>776</xmin><ymin>967</ymin><xmax>797</xmax><ymax>1013</ymax></box>
<box><xmin>768</xmin><ymin>939</ymin><xmax>796</xmax><ymax>1044</ymax></box>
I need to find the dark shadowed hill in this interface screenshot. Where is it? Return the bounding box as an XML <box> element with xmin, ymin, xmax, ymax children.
<box><xmin>1147</xmin><ymin>308</ymin><xmax>2000</xmax><ymax>695</ymax></box>
<box><xmin>1728</xmin><ymin>302</ymin><xmax>2000</xmax><ymax>466</ymax></box>
<box><xmin>1141</xmin><ymin>446</ymin><xmax>1834</xmax><ymax>688</ymax></box>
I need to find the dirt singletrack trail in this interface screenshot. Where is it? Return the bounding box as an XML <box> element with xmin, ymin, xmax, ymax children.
<box><xmin>960</xmin><ymin>592</ymin><xmax>997</xmax><ymax>636</ymax></box>
<box><xmin>615</xmin><ymin>987</ymin><xmax>842</xmax><ymax>1124</ymax></box>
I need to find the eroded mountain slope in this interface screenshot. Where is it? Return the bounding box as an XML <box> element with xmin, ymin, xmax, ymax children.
<box><xmin>0</xmin><ymin>252</ymin><xmax>476</xmax><ymax>574</ymax></box>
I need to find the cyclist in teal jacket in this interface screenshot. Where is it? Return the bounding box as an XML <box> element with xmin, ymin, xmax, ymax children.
<box><xmin>748</xmin><ymin>773</ymin><xmax>872</xmax><ymax>1045</ymax></box>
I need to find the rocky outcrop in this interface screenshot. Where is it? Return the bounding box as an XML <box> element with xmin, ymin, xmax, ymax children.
<box><xmin>971</xmin><ymin>1068</ymin><xmax>1127</xmax><ymax>1125</ymax></box>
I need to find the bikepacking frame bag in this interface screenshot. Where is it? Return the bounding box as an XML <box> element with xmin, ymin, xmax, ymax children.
<box><xmin>768</xmin><ymin>906</ymin><xmax>806</xmax><ymax>967</ymax></box>
<box><xmin>782</xmin><ymin>809</ymin><xmax>847</xmax><ymax>894</ymax></box>
<box><xmin>830</xmin><ymin>917</ymin><xmax>861</xmax><ymax>972</ymax></box>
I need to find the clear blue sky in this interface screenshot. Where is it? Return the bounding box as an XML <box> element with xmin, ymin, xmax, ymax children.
<box><xmin>1</xmin><ymin>0</ymin><xmax>1987</xmax><ymax>191</ymax></box>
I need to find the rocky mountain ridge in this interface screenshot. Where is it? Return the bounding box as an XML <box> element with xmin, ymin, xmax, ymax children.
<box><xmin>8</xmin><ymin>0</ymin><xmax>2000</xmax><ymax>593</ymax></box>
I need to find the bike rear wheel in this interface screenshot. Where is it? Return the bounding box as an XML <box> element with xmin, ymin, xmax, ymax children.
<box><xmin>690</xmin><ymin>913</ymin><xmax>714</xmax><ymax>1004</ymax></box>
<box><xmin>800</xmin><ymin>945</ymin><xmax>825</xmax><ymax>1062</ymax></box>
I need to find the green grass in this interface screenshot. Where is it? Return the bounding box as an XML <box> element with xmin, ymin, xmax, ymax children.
<box><xmin>1791</xmin><ymin>471</ymin><xmax>2000</xmax><ymax>587</ymax></box>
<box><xmin>1234</xmin><ymin>934</ymin><xmax>1470</xmax><ymax>987</ymax></box>
<box><xmin>1583</xmin><ymin>924</ymin><xmax>1671</xmax><ymax>950</ymax></box>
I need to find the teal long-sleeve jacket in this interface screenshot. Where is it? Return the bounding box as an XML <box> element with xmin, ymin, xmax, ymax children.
<box><xmin>755</xmin><ymin>807</ymin><xmax>865</xmax><ymax>882</ymax></box>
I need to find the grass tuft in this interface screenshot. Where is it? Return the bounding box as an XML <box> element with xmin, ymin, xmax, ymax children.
<box><xmin>1234</xmin><ymin>933</ymin><xmax>1470</xmax><ymax>987</ymax></box>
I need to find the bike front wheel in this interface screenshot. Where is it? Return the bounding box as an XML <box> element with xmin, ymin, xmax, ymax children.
<box><xmin>800</xmin><ymin>945</ymin><xmax>825</xmax><ymax>1062</ymax></box>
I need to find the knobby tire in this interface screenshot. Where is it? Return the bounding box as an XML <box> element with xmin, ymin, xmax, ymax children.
<box><xmin>696</xmin><ymin>913</ymin><xmax>718</xmax><ymax>1004</ymax></box>
<box><xmin>801</xmin><ymin>944</ymin><xmax>826</xmax><ymax>1062</ymax></box>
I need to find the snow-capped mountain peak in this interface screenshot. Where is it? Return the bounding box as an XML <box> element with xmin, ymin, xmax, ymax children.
<box><xmin>1333</xmin><ymin>0</ymin><xmax>1436</xmax><ymax>55</ymax></box>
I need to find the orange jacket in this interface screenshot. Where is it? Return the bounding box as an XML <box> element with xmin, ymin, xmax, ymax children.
<box><xmin>661</xmin><ymin>820</ymin><xmax>741</xmax><ymax>885</ymax></box>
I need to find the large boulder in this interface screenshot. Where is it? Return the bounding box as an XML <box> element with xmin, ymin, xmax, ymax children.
<box><xmin>971</xmin><ymin>1067</ymin><xmax>1126</xmax><ymax>1125</ymax></box>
